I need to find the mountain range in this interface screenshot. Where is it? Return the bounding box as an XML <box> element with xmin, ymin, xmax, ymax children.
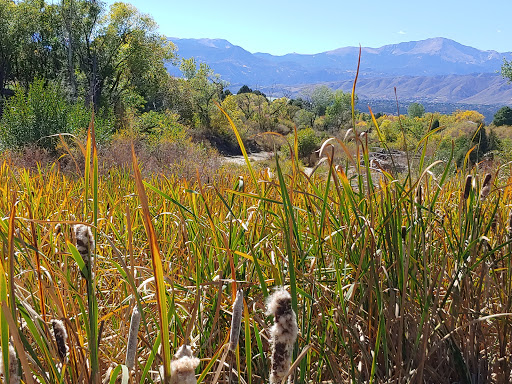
<box><xmin>166</xmin><ymin>37</ymin><xmax>512</xmax><ymax>107</ymax></box>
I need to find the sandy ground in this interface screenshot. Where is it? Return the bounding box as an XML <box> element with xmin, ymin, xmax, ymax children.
<box><xmin>221</xmin><ymin>151</ymin><xmax>274</xmax><ymax>165</ymax></box>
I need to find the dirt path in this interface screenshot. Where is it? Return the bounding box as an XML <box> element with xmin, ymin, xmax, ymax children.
<box><xmin>222</xmin><ymin>151</ymin><xmax>316</xmax><ymax>176</ymax></box>
<box><xmin>221</xmin><ymin>151</ymin><xmax>274</xmax><ymax>165</ymax></box>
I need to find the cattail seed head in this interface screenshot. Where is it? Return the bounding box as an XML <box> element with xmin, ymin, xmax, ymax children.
<box><xmin>266</xmin><ymin>288</ymin><xmax>298</xmax><ymax>384</ymax></box>
<box><xmin>401</xmin><ymin>226</ymin><xmax>407</xmax><ymax>241</ymax></box>
<box><xmin>74</xmin><ymin>224</ymin><xmax>94</xmax><ymax>263</ymax></box>
<box><xmin>480</xmin><ymin>173</ymin><xmax>492</xmax><ymax>201</ymax></box>
<box><xmin>229</xmin><ymin>289</ymin><xmax>244</xmax><ymax>352</ymax></box>
<box><xmin>0</xmin><ymin>344</ymin><xmax>20</xmax><ymax>384</ymax></box>
<box><xmin>169</xmin><ymin>345</ymin><xmax>200</xmax><ymax>384</ymax></box>
<box><xmin>74</xmin><ymin>224</ymin><xmax>94</xmax><ymax>278</ymax></box>
<box><xmin>125</xmin><ymin>306</ymin><xmax>141</xmax><ymax>370</ymax></box>
<box><xmin>415</xmin><ymin>185</ymin><xmax>422</xmax><ymax>205</ymax></box>
<box><xmin>51</xmin><ymin>319</ymin><xmax>68</xmax><ymax>360</ymax></box>
<box><xmin>491</xmin><ymin>213</ymin><xmax>498</xmax><ymax>233</ymax></box>
<box><xmin>508</xmin><ymin>210</ymin><xmax>512</xmax><ymax>239</ymax></box>
<box><xmin>463</xmin><ymin>175</ymin><xmax>472</xmax><ymax>200</ymax></box>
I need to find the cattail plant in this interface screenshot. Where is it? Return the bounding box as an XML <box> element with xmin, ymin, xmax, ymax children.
<box><xmin>169</xmin><ymin>345</ymin><xmax>200</xmax><ymax>384</ymax></box>
<box><xmin>229</xmin><ymin>289</ymin><xmax>244</xmax><ymax>352</ymax></box>
<box><xmin>401</xmin><ymin>225</ymin><xmax>407</xmax><ymax>241</ymax></box>
<box><xmin>0</xmin><ymin>344</ymin><xmax>20</xmax><ymax>384</ymax></box>
<box><xmin>508</xmin><ymin>210</ymin><xmax>512</xmax><ymax>240</ymax></box>
<box><xmin>51</xmin><ymin>319</ymin><xmax>68</xmax><ymax>360</ymax></box>
<box><xmin>463</xmin><ymin>175</ymin><xmax>472</xmax><ymax>200</ymax></box>
<box><xmin>266</xmin><ymin>288</ymin><xmax>298</xmax><ymax>384</ymax></box>
<box><xmin>415</xmin><ymin>184</ymin><xmax>422</xmax><ymax>206</ymax></box>
<box><xmin>74</xmin><ymin>224</ymin><xmax>94</xmax><ymax>266</ymax></box>
<box><xmin>125</xmin><ymin>306</ymin><xmax>141</xmax><ymax>371</ymax></box>
<box><xmin>480</xmin><ymin>173</ymin><xmax>492</xmax><ymax>201</ymax></box>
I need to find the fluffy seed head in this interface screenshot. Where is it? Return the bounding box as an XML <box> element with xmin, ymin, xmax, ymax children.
<box><xmin>125</xmin><ymin>306</ymin><xmax>141</xmax><ymax>370</ymax></box>
<box><xmin>74</xmin><ymin>224</ymin><xmax>94</xmax><ymax>263</ymax></box>
<box><xmin>169</xmin><ymin>345</ymin><xmax>200</xmax><ymax>384</ymax></box>
<box><xmin>463</xmin><ymin>175</ymin><xmax>472</xmax><ymax>200</ymax></box>
<box><xmin>266</xmin><ymin>288</ymin><xmax>298</xmax><ymax>384</ymax></box>
<box><xmin>51</xmin><ymin>319</ymin><xmax>68</xmax><ymax>360</ymax></box>
<box><xmin>480</xmin><ymin>173</ymin><xmax>492</xmax><ymax>201</ymax></box>
<box><xmin>229</xmin><ymin>289</ymin><xmax>244</xmax><ymax>352</ymax></box>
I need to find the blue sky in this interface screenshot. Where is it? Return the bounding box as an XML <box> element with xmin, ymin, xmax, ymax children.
<box><xmin>104</xmin><ymin>0</ymin><xmax>511</xmax><ymax>55</ymax></box>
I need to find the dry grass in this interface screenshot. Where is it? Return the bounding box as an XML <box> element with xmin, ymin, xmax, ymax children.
<box><xmin>1</xmin><ymin>124</ymin><xmax>512</xmax><ymax>383</ymax></box>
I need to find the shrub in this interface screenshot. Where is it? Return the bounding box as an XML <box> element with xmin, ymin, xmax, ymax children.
<box><xmin>281</xmin><ymin>127</ymin><xmax>321</xmax><ymax>161</ymax></box>
<box><xmin>492</xmin><ymin>106</ymin><xmax>512</xmax><ymax>126</ymax></box>
<box><xmin>0</xmin><ymin>80</ymin><xmax>68</xmax><ymax>150</ymax></box>
<box><xmin>0</xmin><ymin>79</ymin><xmax>115</xmax><ymax>150</ymax></box>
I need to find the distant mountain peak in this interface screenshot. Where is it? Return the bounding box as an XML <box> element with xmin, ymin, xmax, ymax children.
<box><xmin>166</xmin><ymin>37</ymin><xmax>512</xmax><ymax>106</ymax></box>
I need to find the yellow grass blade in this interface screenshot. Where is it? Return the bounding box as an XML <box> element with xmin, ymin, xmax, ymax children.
<box><xmin>215</xmin><ymin>101</ymin><xmax>260</xmax><ymax>196</ymax></box>
<box><xmin>131</xmin><ymin>143</ymin><xmax>172</xmax><ymax>381</ymax></box>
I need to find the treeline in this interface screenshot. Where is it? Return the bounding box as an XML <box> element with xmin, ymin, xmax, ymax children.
<box><xmin>2</xmin><ymin>0</ymin><xmax>512</xmax><ymax>171</ymax></box>
<box><xmin>0</xmin><ymin>0</ymin><xmax>357</xmax><ymax>156</ymax></box>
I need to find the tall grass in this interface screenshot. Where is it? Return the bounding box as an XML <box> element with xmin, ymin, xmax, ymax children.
<box><xmin>0</xmin><ymin>113</ymin><xmax>512</xmax><ymax>383</ymax></box>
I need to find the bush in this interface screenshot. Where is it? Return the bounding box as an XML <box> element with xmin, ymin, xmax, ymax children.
<box><xmin>282</xmin><ymin>127</ymin><xmax>321</xmax><ymax>161</ymax></box>
<box><xmin>492</xmin><ymin>106</ymin><xmax>512</xmax><ymax>126</ymax></box>
<box><xmin>0</xmin><ymin>80</ymin><xmax>69</xmax><ymax>150</ymax></box>
<box><xmin>0</xmin><ymin>79</ymin><xmax>114</xmax><ymax>150</ymax></box>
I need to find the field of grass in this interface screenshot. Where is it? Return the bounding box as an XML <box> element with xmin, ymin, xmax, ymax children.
<box><xmin>1</xmin><ymin>118</ymin><xmax>512</xmax><ymax>384</ymax></box>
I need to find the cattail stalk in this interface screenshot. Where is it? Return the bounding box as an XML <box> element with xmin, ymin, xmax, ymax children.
<box><xmin>169</xmin><ymin>345</ymin><xmax>200</xmax><ymax>384</ymax></box>
<box><xmin>229</xmin><ymin>289</ymin><xmax>244</xmax><ymax>352</ymax></box>
<box><xmin>125</xmin><ymin>306</ymin><xmax>141</xmax><ymax>370</ymax></box>
<box><xmin>0</xmin><ymin>344</ymin><xmax>20</xmax><ymax>384</ymax></box>
<box><xmin>266</xmin><ymin>288</ymin><xmax>298</xmax><ymax>384</ymax></box>
<box><xmin>51</xmin><ymin>319</ymin><xmax>68</xmax><ymax>360</ymax></box>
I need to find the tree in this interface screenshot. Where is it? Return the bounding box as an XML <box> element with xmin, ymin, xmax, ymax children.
<box><xmin>180</xmin><ymin>58</ymin><xmax>224</xmax><ymax>127</ymax></box>
<box><xmin>408</xmin><ymin>102</ymin><xmax>425</xmax><ymax>118</ymax></box>
<box><xmin>310</xmin><ymin>85</ymin><xmax>334</xmax><ymax>117</ymax></box>
<box><xmin>237</xmin><ymin>85</ymin><xmax>252</xmax><ymax>94</ymax></box>
<box><xmin>493</xmin><ymin>106</ymin><xmax>512</xmax><ymax>126</ymax></box>
<box><xmin>502</xmin><ymin>57</ymin><xmax>512</xmax><ymax>83</ymax></box>
<box><xmin>325</xmin><ymin>90</ymin><xmax>352</xmax><ymax>129</ymax></box>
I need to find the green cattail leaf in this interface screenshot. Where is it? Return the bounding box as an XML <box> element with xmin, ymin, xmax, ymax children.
<box><xmin>67</xmin><ymin>241</ymin><xmax>89</xmax><ymax>279</ymax></box>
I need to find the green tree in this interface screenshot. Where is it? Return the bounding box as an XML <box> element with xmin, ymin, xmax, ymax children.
<box><xmin>180</xmin><ymin>58</ymin><xmax>224</xmax><ymax>127</ymax></box>
<box><xmin>492</xmin><ymin>106</ymin><xmax>512</xmax><ymax>126</ymax></box>
<box><xmin>310</xmin><ymin>85</ymin><xmax>334</xmax><ymax>117</ymax></box>
<box><xmin>325</xmin><ymin>90</ymin><xmax>352</xmax><ymax>129</ymax></box>
<box><xmin>237</xmin><ymin>85</ymin><xmax>252</xmax><ymax>94</ymax></box>
<box><xmin>502</xmin><ymin>57</ymin><xmax>512</xmax><ymax>83</ymax></box>
<box><xmin>0</xmin><ymin>0</ymin><xmax>17</xmax><ymax>98</ymax></box>
<box><xmin>408</xmin><ymin>102</ymin><xmax>425</xmax><ymax>118</ymax></box>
